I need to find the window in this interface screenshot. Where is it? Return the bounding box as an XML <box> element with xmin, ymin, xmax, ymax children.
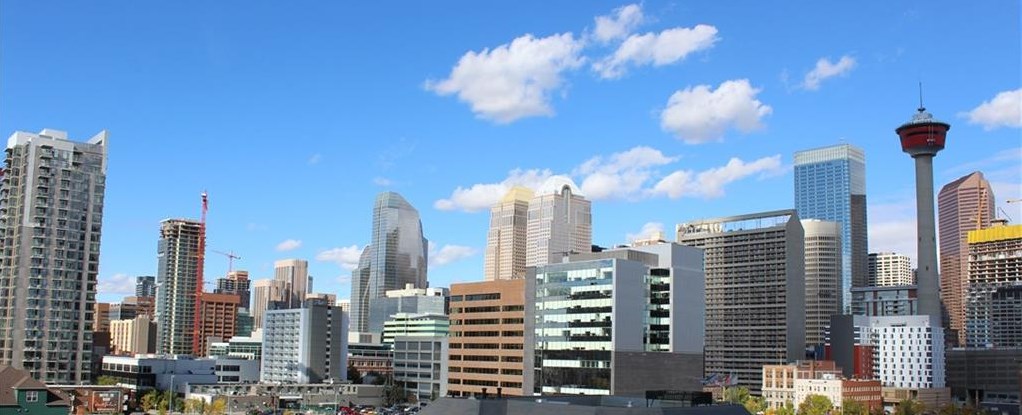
<box><xmin>25</xmin><ymin>391</ymin><xmax>40</xmax><ymax>403</ymax></box>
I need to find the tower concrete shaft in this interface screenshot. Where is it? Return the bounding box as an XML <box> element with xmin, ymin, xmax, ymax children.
<box><xmin>913</xmin><ymin>154</ymin><xmax>940</xmax><ymax>324</ymax></box>
<box><xmin>896</xmin><ymin>106</ymin><xmax>950</xmax><ymax>326</ymax></box>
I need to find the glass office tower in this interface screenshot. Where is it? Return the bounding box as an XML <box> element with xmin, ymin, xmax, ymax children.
<box><xmin>794</xmin><ymin>144</ymin><xmax>867</xmax><ymax>312</ymax></box>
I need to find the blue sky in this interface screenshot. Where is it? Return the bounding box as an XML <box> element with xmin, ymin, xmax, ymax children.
<box><xmin>1</xmin><ymin>1</ymin><xmax>1019</xmax><ymax>303</ymax></box>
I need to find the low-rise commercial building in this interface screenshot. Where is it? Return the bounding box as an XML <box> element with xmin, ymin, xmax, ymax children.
<box><xmin>100</xmin><ymin>355</ymin><xmax>216</xmax><ymax>394</ymax></box>
<box><xmin>762</xmin><ymin>361</ymin><xmax>881</xmax><ymax>412</ymax></box>
<box><xmin>348</xmin><ymin>343</ymin><xmax>393</xmax><ymax>379</ymax></box>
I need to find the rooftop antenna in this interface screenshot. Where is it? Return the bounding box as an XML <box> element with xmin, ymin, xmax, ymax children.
<box><xmin>918</xmin><ymin>81</ymin><xmax>925</xmax><ymax>112</ymax></box>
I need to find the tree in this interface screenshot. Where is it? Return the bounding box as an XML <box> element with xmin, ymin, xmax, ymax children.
<box><xmin>798</xmin><ymin>394</ymin><xmax>834</xmax><ymax>415</ymax></box>
<box><xmin>778</xmin><ymin>400</ymin><xmax>796</xmax><ymax>415</ymax></box>
<box><xmin>745</xmin><ymin>396</ymin><xmax>767</xmax><ymax>415</ymax></box>
<box><xmin>347</xmin><ymin>365</ymin><xmax>362</xmax><ymax>384</ymax></box>
<box><xmin>205</xmin><ymin>398</ymin><xmax>226</xmax><ymax>415</ymax></box>
<box><xmin>96</xmin><ymin>375</ymin><xmax>119</xmax><ymax>386</ymax></box>
<box><xmin>725</xmin><ymin>386</ymin><xmax>751</xmax><ymax>405</ymax></box>
<box><xmin>142</xmin><ymin>390</ymin><xmax>162</xmax><ymax>411</ymax></box>
<box><xmin>185</xmin><ymin>398</ymin><xmax>206</xmax><ymax>414</ymax></box>
<box><xmin>842</xmin><ymin>399</ymin><xmax>868</xmax><ymax>415</ymax></box>
<box><xmin>895</xmin><ymin>399</ymin><xmax>925</xmax><ymax>415</ymax></box>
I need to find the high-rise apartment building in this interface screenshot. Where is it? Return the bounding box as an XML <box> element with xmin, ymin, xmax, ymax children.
<box><xmin>155</xmin><ymin>218</ymin><xmax>204</xmax><ymax>356</ymax></box>
<box><xmin>0</xmin><ymin>129</ymin><xmax>107</xmax><ymax>383</ymax></box>
<box><xmin>447</xmin><ymin>279</ymin><xmax>530</xmax><ymax>398</ymax></box>
<box><xmin>251</xmin><ymin>279</ymin><xmax>286</xmax><ymax>329</ymax></box>
<box><xmin>484</xmin><ymin>186</ymin><xmax>533</xmax><ymax>281</ymax></box>
<box><xmin>136</xmin><ymin>276</ymin><xmax>156</xmax><ymax>297</ymax></box>
<box><xmin>261</xmin><ymin>303</ymin><xmax>347</xmax><ymax>383</ymax></box>
<box><xmin>525</xmin><ymin>176</ymin><xmax>592</xmax><ymax>268</ymax></box>
<box><xmin>868</xmin><ymin>252</ymin><xmax>913</xmax><ymax>286</ymax></box>
<box><xmin>197</xmin><ymin>292</ymin><xmax>240</xmax><ymax>356</ymax></box>
<box><xmin>677</xmin><ymin>210</ymin><xmax>805</xmax><ymax>393</ymax></box>
<box><xmin>351</xmin><ymin>192</ymin><xmax>428</xmax><ymax>337</ymax></box>
<box><xmin>964</xmin><ymin>223</ymin><xmax>1022</xmax><ymax>348</ymax></box>
<box><xmin>215</xmin><ymin>270</ymin><xmax>251</xmax><ymax>309</ymax></box>
<box><xmin>938</xmin><ymin>171</ymin><xmax>995</xmax><ymax>345</ymax></box>
<box><xmin>794</xmin><ymin>144</ymin><xmax>868</xmax><ymax>313</ymax></box>
<box><xmin>274</xmin><ymin>259</ymin><xmax>309</xmax><ymax>309</ymax></box>
<box><xmin>802</xmin><ymin>220</ymin><xmax>842</xmax><ymax>349</ymax></box>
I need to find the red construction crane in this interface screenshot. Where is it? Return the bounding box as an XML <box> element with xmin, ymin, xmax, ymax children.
<box><xmin>212</xmin><ymin>250</ymin><xmax>242</xmax><ymax>273</ymax></box>
<box><xmin>193</xmin><ymin>191</ymin><xmax>208</xmax><ymax>356</ymax></box>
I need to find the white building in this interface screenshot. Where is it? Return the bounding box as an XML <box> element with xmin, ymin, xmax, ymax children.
<box><xmin>868</xmin><ymin>253</ymin><xmax>914</xmax><ymax>287</ymax></box>
<box><xmin>261</xmin><ymin>303</ymin><xmax>347</xmax><ymax>383</ymax></box>
<box><xmin>794</xmin><ymin>375</ymin><xmax>844</xmax><ymax>411</ymax></box>
<box><xmin>484</xmin><ymin>186</ymin><xmax>533</xmax><ymax>281</ymax></box>
<box><xmin>856</xmin><ymin>315</ymin><xmax>945</xmax><ymax>389</ymax></box>
<box><xmin>101</xmin><ymin>355</ymin><xmax>216</xmax><ymax>394</ymax></box>
<box><xmin>393</xmin><ymin>336</ymin><xmax>449</xmax><ymax>402</ymax></box>
<box><xmin>525</xmin><ymin>176</ymin><xmax>592</xmax><ymax>267</ymax></box>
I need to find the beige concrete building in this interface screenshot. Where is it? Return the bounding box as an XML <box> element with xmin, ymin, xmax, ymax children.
<box><xmin>802</xmin><ymin>220</ymin><xmax>841</xmax><ymax>348</ymax></box>
<box><xmin>447</xmin><ymin>279</ymin><xmax>531</xmax><ymax>397</ymax></box>
<box><xmin>275</xmin><ymin>259</ymin><xmax>310</xmax><ymax>309</ymax></box>
<box><xmin>484</xmin><ymin>187</ymin><xmax>533</xmax><ymax>281</ymax></box>
<box><xmin>252</xmin><ymin>279</ymin><xmax>287</xmax><ymax>329</ymax></box>
<box><xmin>526</xmin><ymin>176</ymin><xmax>591</xmax><ymax>267</ymax></box>
<box><xmin>110</xmin><ymin>316</ymin><xmax>156</xmax><ymax>355</ymax></box>
<box><xmin>938</xmin><ymin>171</ymin><xmax>994</xmax><ymax>345</ymax></box>
<box><xmin>868</xmin><ymin>252</ymin><xmax>913</xmax><ymax>286</ymax></box>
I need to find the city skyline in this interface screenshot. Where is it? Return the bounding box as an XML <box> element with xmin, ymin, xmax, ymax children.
<box><xmin>0</xmin><ymin>2</ymin><xmax>1017</xmax><ymax>303</ymax></box>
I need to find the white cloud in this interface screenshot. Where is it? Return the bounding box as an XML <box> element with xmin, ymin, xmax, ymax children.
<box><xmin>626</xmin><ymin>222</ymin><xmax>665</xmax><ymax>243</ymax></box>
<box><xmin>961</xmin><ymin>88</ymin><xmax>1022</xmax><ymax>130</ymax></box>
<box><xmin>660</xmin><ymin>79</ymin><xmax>772</xmax><ymax>143</ymax></box>
<box><xmin>868</xmin><ymin>196</ymin><xmax>918</xmax><ymax>267</ymax></box>
<box><xmin>98</xmin><ymin>273</ymin><xmax>134</xmax><ymax>297</ymax></box>
<box><xmin>593</xmin><ymin>25</ymin><xmax>719</xmax><ymax>79</ymax></box>
<box><xmin>802</xmin><ymin>55</ymin><xmax>856</xmax><ymax>91</ymax></box>
<box><xmin>593</xmin><ymin>4</ymin><xmax>644</xmax><ymax>43</ymax></box>
<box><xmin>246</xmin><ymin>222</ymin><xmax>268</xmax><ymax>232</ymax></box>
<box><xmin>316</xmin><ymin>245</ymin><xmax>364</xmax><ymax>271</ymax></box>
<box><xmin>435</xmin><ymin>168</ymin><xmax>552</xmax><ymax>212</ymax></box>
<box><xmin>428</xmin><ymin>242</ymin><xmax>479</xmax><ymax>266</ymax></box>
<box><xmin>307</xmin><ymin>154</ymin><xmax>322</xmax><ymax>165</ymax></box>
<box><xmin>576</xmin><ymin>146</ymin><xmax>677</xmax><ymax>200</ymax></box>
<box><xmin>373</xmin><ymin>177</ymin><xmax>393</xmax><ymax>186</ymax></box>
<box><xmin>275</xmin><ymin>239</ymin><xmax>302</xmax><ymax>252</ymax></box>
<box><xmin>425</xmin><ymin>33</ymin><xmax>585</xmax><ymax>123</ymax></box>
<box><xmin>650</xmin><ymin>155</ymin><xmax>784</xmax><ymax>198</ymax></box>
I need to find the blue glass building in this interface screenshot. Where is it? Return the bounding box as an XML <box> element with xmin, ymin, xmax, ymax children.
<box><xmin>794</xmin><ymin>144</ymin><xmax>867</xmax><ymax>313</ymax></box>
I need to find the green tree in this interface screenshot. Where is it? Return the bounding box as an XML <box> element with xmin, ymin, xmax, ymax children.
<box><xmin>895</xmin><ymin>399</ymin><xmax>925</xmax><ymax>415</ymax></box>
<box><xmin>96</xmin><ymin>375</ymin><xmax>119</xmax><ymax>386</ymax></box>
<box><xmin>778</xmin><ymin>400</ymin><xmax>796</xmax><ymax>415</ymax></box>
<box><xmin>142</xmin><ymin>390</ymin><xmax>162</xmax><ymax>411</ymax></box>
<box><xmin>798</xmin><ymin>394</ymin><xmax>834</xmax><ymax>415</ymax></box>
<box><xmin>205</xmin><ymin>398</ymin><xmax>226</xmax><ymax>415</ymax></box>
<box><xmin>842</xmin><ymin>399</ymin><xmax>868</xmax><ymax>415</ymax></box>
<box><xmin>724</xmin><ymin>386</ymin><xmax>751</xmax><ymax>405</ymax></box>
<box><xmin>745</xmin><ymin>396</ymin><xmax>767</xmax><ymax>414</ymax></box>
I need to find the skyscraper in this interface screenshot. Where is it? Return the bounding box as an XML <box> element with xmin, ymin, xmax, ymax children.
<box><xmin>794</xmin><ymin>144</ymin><xmax>867</xmax><ymax>313</ymax></box>
<box><xmin>156</xmin><ymin>218</ymin><xmax>204</xmax><ymax>356</ymax></box>
<box><xmin>136</xmin><ymin>276</ymin><xmax>157</xmax><ymax>297</ymax></box>
<box><xmin>964</xmin><ymin>222</ymin><xmax>1021</xmax><ymax>348</ymax></box>
<box><xmin>274</xmin><ymin>259</ymin><xmax>309</xmax><ymax>309</ymax></box>
<box><xmin>0</xmin><ymin>129</ymin><xmax>107</xmax><ymax>383</ymax></box>
<box><xmin>938</xmin><ymin>171</ymin><xmax>995</xmax><ymax>345</ymax></box>
<box><xmin>867</xmin><ymin>252</ymin><xmax>913</xmax><ymax>286</ymax></box>
<box><xmin>677</xmin><ymin>210</ymin><xmax>805</xmax><ymax>393</ymax></box>
<box><xmin>483</xmin><ymin>186</ymin><xmax>533</xmax><ymax>280</ymax></box>
<box><xmin>197</xmin><ymin>292</ymin><xmax>240</xmax><ymax>356</ymax></box>
<box><xmin>802</xmin><ymin>219</ymin><xmax>842</xmax><ymax>349</ymax></box>
<box><xmin>351</xmin><ymin>192</ymin><xmax>428</xmax><ymax>338</ymax></box>
<box><xmin>251</xmin><ymin>278</ymin><xmax>286</xmax><ymax>329</ymax></box>
<box><xmin>215</xmin><ymin>270</ymin><xmax>251</xmax><ymax>309</ymax></box>
<box><xmin>525</xmin><ymin>176</ymin><xmax>592</xmax><ymax>267</ymax></box>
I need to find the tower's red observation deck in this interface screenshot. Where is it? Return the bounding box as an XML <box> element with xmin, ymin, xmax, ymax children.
<box><xmin>896</xmin><ymin>106</ymin><xmax>950</xmax><ymax>157</ymax></box>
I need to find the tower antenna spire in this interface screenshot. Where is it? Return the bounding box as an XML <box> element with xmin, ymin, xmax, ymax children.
<box><xmin>918</xmin><ymin>81</ymin><xmax>925</xmax><ymax>112</ymax></box>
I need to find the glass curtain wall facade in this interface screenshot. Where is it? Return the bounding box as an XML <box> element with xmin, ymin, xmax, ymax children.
<box><xmin>794</xmin><ymin>144</ymin><xmax>867</xmax><ymax>313</ymax></box>
<box><xmin>351</xmin><ymin>192</ymin><xmax>428</xmax><ymax>335</ymax></box>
